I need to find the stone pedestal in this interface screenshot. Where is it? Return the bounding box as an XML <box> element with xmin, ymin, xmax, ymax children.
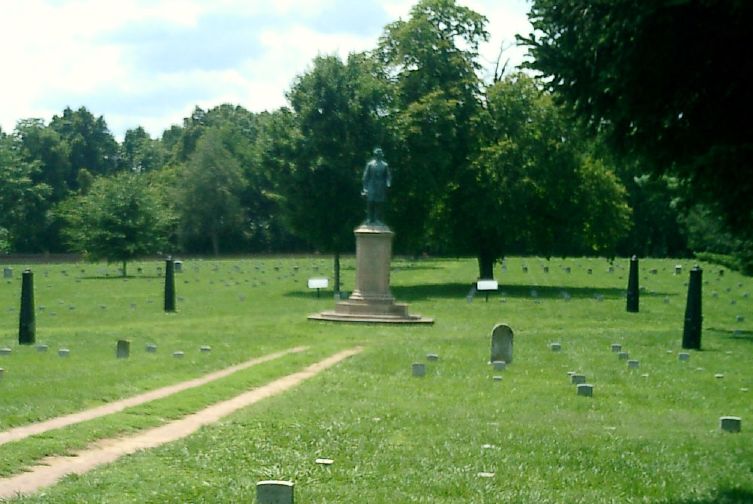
<box><xmin>309</xmin><ymin>224</ymin><xmax>432</xmax><ymax>324</ymax></box>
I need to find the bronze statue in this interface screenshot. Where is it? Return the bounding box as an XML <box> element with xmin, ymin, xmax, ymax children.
<box><xmin>362</xmin><ymin>147</ymin><xmax>391</xmax><ymax>225</ymax></box>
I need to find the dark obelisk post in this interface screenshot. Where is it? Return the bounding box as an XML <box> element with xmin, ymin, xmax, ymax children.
<box><xmin>164</xmin><ymin>257</ymin><xmax>176</xmax><ymax>313</ymax></box>
<box><xmin>626</xmin><ymin>255</ymin><xmax>639</xmax><ymax>313</ymax></box>
<box><xmin>682</xmin><ymin>266</ymin><xmax>703</xmax><ymax>349</ymax></box>
<box><xmin>19</xmin><ymin>269</ymin><xmax>36</xmax><ymax>345</ymax></box>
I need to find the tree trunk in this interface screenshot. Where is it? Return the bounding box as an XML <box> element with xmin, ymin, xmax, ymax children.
<box><xmin>333</xmin><ymin>251</ymin><xmax>341</xmax><ymax>297</ymax></box>
<box><xmin>210</xmin><ymin>232</ymin><xmax>220</xmax><ymax>256</ymax></box>
<box><xmin>122</xmin><ymin>260</ymin><xmax>127</xmax><ymax>277</ymax></box>
<box><xmin>477</xmin><ymin>250</ymin><xmax>496</xmax><ymax>279</ymax></box>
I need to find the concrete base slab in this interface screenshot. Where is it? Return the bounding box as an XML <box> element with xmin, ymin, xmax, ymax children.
<box><xmin>308</xmin><ymin>311</ymin><xmax>434</xmax><ymax>324</ymax></box>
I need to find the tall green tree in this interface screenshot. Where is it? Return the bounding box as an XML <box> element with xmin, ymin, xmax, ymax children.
<box><xmin>175</xmin><ymin>128</ymin><xmax>246</xmax><ymax>255</ymax></box>
<box><xmin>282</xmin><ymin>53</ymin><xmax>387</xmax><ymax>293</ymax></box>
<box><xmin>377</xmin><ymin>0</ymin><xmax>488</xmax><ymax>254</ymax></box>
<box><xmin>58</xmin><ymin>172</ymin><xmax>172</xmax><ymax>276</ymax></box>
<box><xmin>0</xmin><ymin>131</ymin><xmax>52</xmax><ymax>252</ymax></box>
<box><xmin>450</xmin><ymin>74</ymin><xmax>631</xmax><ymax>278</ymax></box>
<box><xmin>121</xmin><ymin>127</ymin><xmax>166</xmax><ymax>173</ymax></box>
<box><xmin>520</xmin><ymin>0</ymin><xmax>753</xmax><ymax>238</ymax></box>
<box><xmin>49</xmin><ymin>106</ymin><xmax>119</xmax><ymax>180</ymax></box>
<box><xmin>13</xmin><ymin>119</ymin><xmax>72</xmax><ymax>251</ymax></box>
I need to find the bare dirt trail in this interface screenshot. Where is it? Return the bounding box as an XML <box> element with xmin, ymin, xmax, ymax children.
<box><xmin>0</xmin><ymin>346</ymin><xmax>362</xmax><ymax>500</ymax></box>
<box><xmin>0</xmin><ymin>346</ymin><xmax>308</xmax><ymax>447</ymax></box>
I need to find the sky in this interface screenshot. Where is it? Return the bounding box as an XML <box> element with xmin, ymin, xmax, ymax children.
<box><xmin>0</xmin><ymin>0</ymin><xmax>532</xmax><ymax>140</ymax></box>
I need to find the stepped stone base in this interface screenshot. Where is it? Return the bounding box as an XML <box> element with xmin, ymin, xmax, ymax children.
<box><xmin>309</xmin><ymin>223</ymin><xmax>433</xmax><ymax>325</ymax></box>
<box><xmin>309</xmin><ymin>296</ymin><xmax>433</xmax><ymax>324</ymax></box>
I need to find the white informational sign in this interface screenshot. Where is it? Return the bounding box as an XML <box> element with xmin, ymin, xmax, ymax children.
<box><xmin>476</xmin><ymin>279</ymin><xmax>499</xmax><ymax>291</ymax></box>
<box><xmin>308</xmin><ymin>278</ymin><xmax>329</xmax><ymax>289</ymax></box>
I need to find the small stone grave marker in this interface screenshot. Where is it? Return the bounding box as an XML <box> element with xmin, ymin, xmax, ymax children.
<box><xmin>174</xmin><ymin>261</ymin><xmax>183</xmax><ymax>273</ymax></box>
<box><xmin>200</xmin><ymin>345</ymin><xmax>212</xmax><ymax>353</ymax></box>
<box><xmin>3</xmin><ymin>267</ymin><xmax>12</xmax><ymax>279</ymax></box>
<box><xmin>627</xmin><ymin>360</ymin><xmax>640</xmax><ymax>369</ymax></box>
<box><xmin>550</xmin><ymin>342</ymin><xmax>562</xmax><ymax>352</ymax></box>
<box><xmin>146</xmin><ymin>343</ymin><xmax>157</xmax><ymax>353</ymax></box>
<box><xmin>565</xmin><ymin>267</ymin><xmax>571</xmax><ymax>273</ymax></box>
<box><xmin>412</xmin><ymin>362</ymin><xmax>425</xmax><ymax>377</ymax></box>
<box><xmin>426</xmin><ymin>353</ymin><xmax>439</xmax><ymax>361</ymax></box>
<box><xmin>715</xmin><ymin>373</ymin><xmax>724</xmax><ymax>379</ymax></box>
<box><xmin>477</xmin><ymin>472</ymin><xmax>495</xmax><ymax>478</ymax></box>
<box><xmin>736</xmin><ymin>315</ymin><xmax>744</xmax><ymax>322</ymax></box>
<box><xmin>492</xmin><ymin>375</ymin><xmax>503</xmax><ymax>382</ymax></box>
<box><xmin>611</xmin><ymin>343</ymin><xmax>622</xmax><ymax>352</ymax></box>
<box><xmin>116</xmin><ymin>340</ymin><xmax>130</xmax><ymax>359</ymax></box>
<box><xmin>618</xmin><ymin>351</ymin><xmax>629</xmax><ymax>360</ymax></box>
<box><xmin>36</xmin><ymin>344</ymin><xmax>48</xmax><ymax>352</ymax></box>
<box><xmin>678</xmin><ymin>352</ymin><xmax>690</xmax><ymax>362</ymax></box>
<box><xmin>256</xmin><ymin>480</ymin><xmax>294</xmax><ymax>504</ymax></box>
<box><xmin>58</xmin><ymin>348</ymin><xmax>70</xmax><ymax>357</ymax></box>
<box><xmin>315</xmin><ymin>458</ymin><xmax>333</xmax><ymax>465</ymax></box>
<box><xmin>0</xmin><ymin>347</ymin><xmax>11</xmax><ymax>356</ymax></box>
<box><xmin>0</xmin><ymin>367</ymin><xmax>4</xmax><ymax>380</ymax></box>
<box><xmin>577</xmin><ymin>384</ymin><xmax>593</xmax><ymax>397</ymax></box>
<box><xmin>492</xmin><ymin>360</ymin><xmax>506</xmax><ymax>371</ymax></box>
<box><xmin>571</xmin><ymin>374</ymin><xmax>586</xmax><ymax>385</ymax></box>
<box><xmin>675</xmin><ymin>265</ymin><xmax>683</xmax><ymax>275</ymax></box>
<box><xmin>587</xmin><ymin>268</ymin><xmax>593</xmax><ymax>275</ymax></box>
<box><xmin>173</xmin><ymin>351</ymin><xmax>184</xmax><ymax>358</ymax></box>
<box><xmin>720</xmin><ymin>416</ymin><xmax>742</xmax><ymax>433</ymax></box>
<box><xmin>490</xmin><ymin>324</ymin><xmax>513</xmax><ymax>364</ymax></box>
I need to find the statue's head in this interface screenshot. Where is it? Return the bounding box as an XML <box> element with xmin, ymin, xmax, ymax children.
<box><xmin>373</xmin><ymin>147</ymin><xmax>383</xmax><ymax>159</ymax></box>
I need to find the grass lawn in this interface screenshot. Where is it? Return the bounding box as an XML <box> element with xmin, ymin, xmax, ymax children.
<box><xmin>0</xmin><ymin>256</ymin><xmax>751</xmax><ymax>503</ymax></box>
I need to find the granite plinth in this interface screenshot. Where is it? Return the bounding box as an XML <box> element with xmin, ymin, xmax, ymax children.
<box><xmin>309</xmin><ymin>224</ymin><xmax>433</xmax><ymax>324</ymax></box>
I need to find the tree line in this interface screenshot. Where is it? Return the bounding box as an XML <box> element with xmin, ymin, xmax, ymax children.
<box><xmin>1</xmin><ymin>0</ymin><xmax>749</xmax><ymax>283</ymax></box>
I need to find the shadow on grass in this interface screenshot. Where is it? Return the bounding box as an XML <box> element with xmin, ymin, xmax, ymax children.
<box><xmin>79</xmin><ymin>275</ymin><xmax>164</xmax><ymax>281</ymax></box>
<box><xmin>664</xmin><ymin>488</ymin><xmax>753</xmax><ymax>504</ymax></box>
<box><xmin>284</xmin><ymin>282</ymin><xmax>670</xmax><ymax>301</ymax></box>
<box><xmin>708</xmin><ymin>327</ymin><xmax>753</xmax><ymax>344</ymax></box>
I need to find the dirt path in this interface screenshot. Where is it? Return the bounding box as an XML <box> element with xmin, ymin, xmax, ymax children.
<box><xmin>0</xmin><ymin>346</ymin><xmax>308</xmax><ymax>447</ymax></box>
<box><xmin>0</xmin><ymin>346</ymin><xmax>362</xmax><ymax>500</ymax></box>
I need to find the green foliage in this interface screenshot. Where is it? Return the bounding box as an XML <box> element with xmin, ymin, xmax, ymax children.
<box><xmin>49</xmin><ymin>107</ymin><xmax>119</xmax><ymax>179</ymax></box>
<box><xmin>447</xmin><ymin>74</ymin><xmax>631</xmax><ymax>277</ymax></box>
<box><xmin>59</xmin><ymin>172</ymin><xmax>173</xmax><ymax>275</ymax></box>
<box><xmin>175</xmin><ymin>128</ymin><xmax>246</xmax><ymax>255</ymax></box>
<box><xmin>0</xmin><ymin>132</ymin><xmax>52</xmax><ymax>251</ymax></box>
<box><xmin>120</xmin><ymin>127</ymin><xmax>165</xmax><ymax>173</ymax></box>
<box><xmin>521</xmin><ymin>0</ymin><xmax>753</xmax><ymax>237</ymax></box>
<box><xmin>282</xmin><ymin>54</ymin><xmax>387</xmax><ymax>253</ymax></box>
<box><xmin>378</xmin><ymin>0</ymin><xmax>488</xmax><ymax>253</ymax></box>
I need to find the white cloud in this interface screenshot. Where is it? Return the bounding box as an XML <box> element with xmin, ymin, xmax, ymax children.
<box><xmin>0</xmin><ymin>0</ymin><xmax>532</xmax><ymax>139</ymax></box>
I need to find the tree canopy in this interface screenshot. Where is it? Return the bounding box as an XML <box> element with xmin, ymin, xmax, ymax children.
<box><xmin>520</xmin><ymin>0</ymin><xmax>753</xmax><ymax>236</ymax></box>
<box><xmin>58</xmin><ymin>171</ymin><xmax>173</xmax><ymax>276</ymax></box>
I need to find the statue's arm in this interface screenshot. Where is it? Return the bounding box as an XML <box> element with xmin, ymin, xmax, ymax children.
<box><xmin>362</xmin><ymin>163</ymin><xmax>370</xmax><ymax>193</ymax></box>
<box><xmin>385</xmin><ymin>162</ymin><xmax>392</xmax><ymax>188</ymax></box>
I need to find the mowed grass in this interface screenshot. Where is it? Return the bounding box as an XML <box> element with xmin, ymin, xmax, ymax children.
<box><xmin>0</xmin><ymin>256</ymin><xmax>751</xmax><ymax>503</ymax></box>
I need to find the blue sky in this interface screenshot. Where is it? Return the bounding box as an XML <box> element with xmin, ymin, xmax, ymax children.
<box><xmin>1</xmin><ymin>0</ymin><xmax>531</xmax><ymax>139</ymax></box>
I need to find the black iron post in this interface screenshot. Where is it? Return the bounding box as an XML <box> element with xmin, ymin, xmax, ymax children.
<box><xmin>164</xmin><ymin>258</ymin><xmax>176</xmax><ymax>313</ymax></box>
<box><xmin>682</xmin><ymin>266</ymin><xmax>703</xmax><ymax>349</ymax></box>
<box><xmin>626</xmin><ymin>255</ymin><xmax>639</xmax><ymax>313</ymax></box>
<box><xmin>19</xmin><ymin>269</ymin><xmax>36</xmax><ymax>344</ymax></box>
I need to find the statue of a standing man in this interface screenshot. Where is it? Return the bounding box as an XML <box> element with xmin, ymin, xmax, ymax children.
<box><xmin>362</xmin><ymin>147</ymin><xmax>391</xmax><ymax>225</ymax></box>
